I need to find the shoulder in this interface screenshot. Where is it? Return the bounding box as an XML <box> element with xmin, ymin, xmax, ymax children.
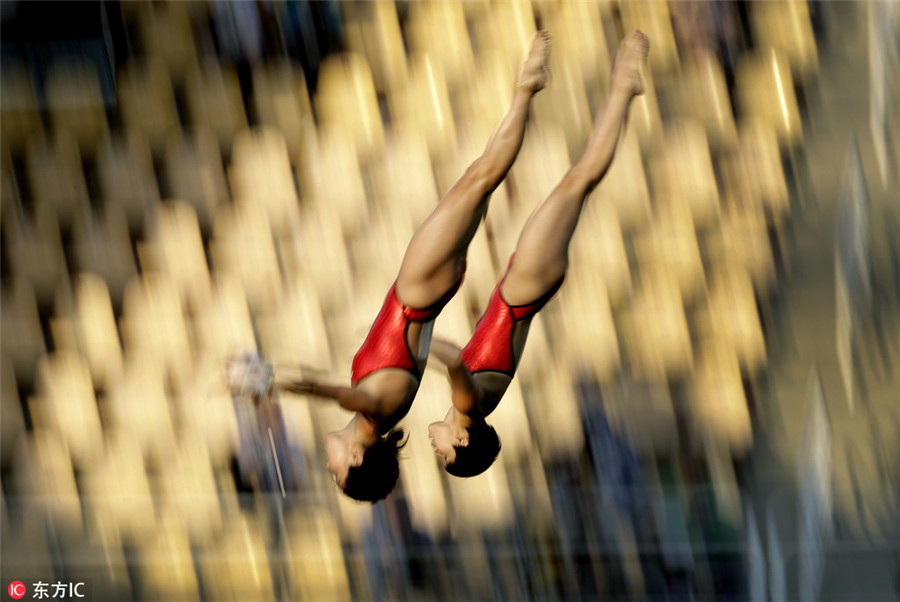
<box><xmin>357</xmin><ymin>368</ymin><xmax>420</xmax><ymax>423</ymax></box>
<box><xmin>471</xmin><ymin>372</ymin><xmax>512</xmax><ymax>416</ymax></box>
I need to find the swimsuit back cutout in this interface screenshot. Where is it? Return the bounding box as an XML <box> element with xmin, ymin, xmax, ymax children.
<box><xmin>460</xmin><ymin>262</ymin><xmax>563</xmax><ymax>376</ymax></box>
<box><xmin>351</xmin><ymin>272</ymin><xmax>464</xmax><ymax>386</ymax></box>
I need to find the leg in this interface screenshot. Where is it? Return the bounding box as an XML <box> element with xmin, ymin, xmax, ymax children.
<box><xmin>502</xmin><ymin>31</ymin><xmax>649</xmax><ymax>305</ymax></box>
<box><xmin>395</xmin><ymin>31</ymin><xmax>551</xmax><ymax>309</ymax></box>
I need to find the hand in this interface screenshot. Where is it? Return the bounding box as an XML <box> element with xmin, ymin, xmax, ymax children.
<box><xmin>272</xmin><ymin>373</ymin><xmax>317</xmax><ymax>395</ymax></box>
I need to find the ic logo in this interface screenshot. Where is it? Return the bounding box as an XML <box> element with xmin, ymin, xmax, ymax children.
<box><xmin>7</xmin><ymin>581</ymin><xmax>26</xmax><ymax>599</ymax></box>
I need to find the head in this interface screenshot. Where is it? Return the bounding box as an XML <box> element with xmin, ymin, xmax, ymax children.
<box><xmin>429</xmin><ymin>413</ymin><xmax>501</xmax><ymax>477</ymax></box>
<box><xmin>325</xmin><ymin>429</ymin><xmax>405</xmax><ymax>502</ymax></box>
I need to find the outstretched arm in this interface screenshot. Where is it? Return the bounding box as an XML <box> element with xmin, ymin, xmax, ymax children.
<box><xmin>274</xmin><ymin>372</ymin><xmax>378</xmax><ymax>414</ymax></box>
<box><xmin>430</xmin><ymin>338</ymin><xmax>482</xmax><ymax>415</ymax></box>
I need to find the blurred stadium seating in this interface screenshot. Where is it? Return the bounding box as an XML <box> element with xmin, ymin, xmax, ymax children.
<box><xmin>1</xmin><ymin>1</ymin><xmax>898</xmax><ymax>601</ymax></box>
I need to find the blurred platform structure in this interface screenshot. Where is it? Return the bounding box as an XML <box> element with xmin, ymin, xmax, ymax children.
<box><xmin>2</xmin><ymin>1</ymin><xmax>899</xmax><ymax>601</ymax></box>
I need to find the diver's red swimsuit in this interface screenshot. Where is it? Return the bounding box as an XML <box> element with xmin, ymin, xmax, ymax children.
<box><xmin>351</xmin><ymin>273</ymin><xmax>464</xmax><ymax>386</ymax></box>
<box><xmin>460</xmin><ymin>259</ymin><xmax>563</xmax><ymax>376</ymax></box>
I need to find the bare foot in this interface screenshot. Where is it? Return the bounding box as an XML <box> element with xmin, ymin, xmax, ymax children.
<box><xmin>516</xmin><ymin>30</ymin><xmax>551</xmax><ymax>93</ymax></box>
<box><xmin>611</xmin><ymin>30</ymin><xmax>650</xmax><ymax>97</ymax></box>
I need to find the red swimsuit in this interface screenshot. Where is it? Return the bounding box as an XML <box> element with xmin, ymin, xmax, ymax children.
<box><xmin>351</xmin><ymin>274</ymin><xmax>464</xmax><ymax>386</ymax></box>
<box><xmin>460</xmin><ymin>261</ymin><xmax>563</xmax><ymax>376</ymax></box>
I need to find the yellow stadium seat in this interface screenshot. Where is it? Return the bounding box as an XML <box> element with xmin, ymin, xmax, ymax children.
<box><xmin>71</xmin><ymin>202</ymin><xmax>138</xmax><ymax>308</ymax></box>
<box><xmin>369</xmin><ymin>123</ymin><xmax>438</xmax><ymax>231</ymax></box>
<box><xmin>164</xmin><ymin>128</ymin><xmax>229</xmax><ymax>235</ymax></box>
<box><xmin>189</xmin><ymin>274</ymin><xmax>257</xmax><ymax>367</ymax></box>
<box><xmin>57</xmin><ymin>273</ymin><xmax>124</xmax><ymax>391</ymax></box>
<box><xmin>282</xmin><ymin>202</ymin><xmax>354</xmax><ymax>313</ymax></box>
<box><xmin>25</xmin><ymin>132</ymin><xmax>90</xmax><ymax>232</ymax></box>
<box><xmin>343</xmin><ymin>1</ymin><xmax>409</xmax><ymax>95</ymax></box>
<box><xmin>396</xmin><ymin>380</ymin><xmax>452</xmax><ymax>537</ymax></box>
<box><xmin>285</xmin><ymin>509</ymin><xmax>352</xmax><ymax>602</ymax></box>
<box><xmin>689</xmin><ymin>337</ymin><xmax>753</xmax><ymax>456</ymax></box>
<box><xmin>736</xmin><ymin>49</ymin><xmax>803</xmax><ymax>149</ymax></box>
<box><xmin>1</xmin><ymin>277</ymin><xmax>47</xmax><ymax>387</ymax></box>
<box><xmin>230</xmin><ymin>126</ymin><xmax>301</xmax><ymax>235</ymax></box>
<box><xmin>471</xmin><ymin>0</ymin><xmax>537</xmax><ymax>79</ymax></box>
<box><xmin>158</xmin><ymin>438</ymin><xmax>225</xmax><ymax>545</ymax></box>
<box><xmin>676</xmin><ymin>51</ymin><xmax>738</xmax><ymax>151</ymax></box>
<box><xmin>447</xmin><ymin>456</ymin><xmax>516</xmax><ymax>533</ymax></box>
<box><xmin>118</xmin><ymin>58</ymin><xmax>181</xmax><ymax>155</ymax></box>
<box><xmin>350</xmin><ymin>203</ymin><xmax>414</xmax><ymax>288</ymax></box>
<box><xmin>697</xmin><ymin>263</ymin><xmax>767</xmax><ymax>376</ymax></box>
<box><xmin>552</xmin><ymin>274</ymin><xmax>621</xmax><ymax>381</ymax></box>
<box><xmin>257</xmin><ymin>275</ymin><xmax>333</xmax><ymax>372</ymax></box>
<box><xmin>750</xmin><ymin>0</ymin><xmax>818</xmax><ymax>83</ymax></box>
<box><xmin>184</xmin><ymin>59</ymin><xmax>248</xmax><ymax>153</ymax></box>
<box><xmin>1</xmin><ymin>143</ymin><xmax>18</xmax><ymax>215</ymax></box>
<box><xmin>509</xmin><ymin>122</ymin><xmax>571</xmax><ymax>235</ymax></box>
<box><xmin>209</xmin><ymin>202</ymin><xmax>285</xmax><ymax>313</ymax></box>
<box><xmin>488</xmin><ymin>378</ymin><xmax>534</xmax><ymax>464</ymax></box>
<box><xmin>705</xmin><ymin>208</ymin><xmax>777</xmax><ymax>296</ymax></box>
<box><xmin>97</xmin><ymin>132</ymin><xmax>161</xmax><ymax>235</ymax></box>
<box><xmin>119</xmin><ymin>272</ymin><xmax>194</xmax><ymax>392</ymax></box>
<box><xmin>458</xmin><ymin>225</ymin><xmax>498</xmax><ymax>313</ymax></box>
<box><xmin>174</xmin><ymin>361</ymin><xmax>239</xmax><ymax>471</ymax></box>
<box><xmin>593</xmin><ymin>126</ymin><xmax>652</xmax><ymax>233</ymax></box>
<box><xmin>44</xmin><ymin>57</ymin><xmax>110</xmax><ymax>155</ymax></box>
<box><xmin>545</xmin><ymin>1</ymin><xmax>612</xmax><ymax>96</ymax></box>
<box><xmin>527</xmin><ymin>358</ymin><xmax>587</xmax><ymax>460</ymax></box>
<box><xmin>103</xmin><ymin>351</ymin><xmax>176</xmax><ymax>467</ymax></box>
<box><xmin>315</xmin><ymin>52</ymin><xmax>384</xmax><ymax>165</ymax></box>
<box><xmin>136</xmin><ymin>510</ymin><xmax>201</xmax><ymax>601</ymax></box>
<box><xmin>390</xmin><ymin>53</ymin><xmax>458</xmax><ymax>160</ymax></box>
<box><xmin>142</xmin><ymin>200</ymin><xmax>213</xmax><ymax>312</ymax></box>
<box><xmin>651</xmin><ymin>119</ymin><xmax>721</xmax><ymax>231</ymax></box>
<box><xmin>1</xmin><ymin>62</ymin><xmax>44</xmax><ymax>152</ymax></box>
<box><xmin>3</xmin><ymin>201</ymin><xmax>70</xmax><ymax>307</ymax></box>
<box><xmin>532</xmin><ymin>57</ymin><xmax>593</xmax><ymax>162</ymax></box>
<box><xmin>634</xmin><ymin>201</ymin><xmax>706</xmax><ymax>304</ymax></box>
<box><xmin>300</xmin><ymin>124</ymin><xmax>369</xmax><ymax>238</ymax></box>
<box><xmin>739</xmin><ymin>118</ymin><xmax>790</xmax><ymax>224</ymax></box>
<box><xmin>407</xmin><ymin>0</ymin><xmax>475</xmax><ymax>92</ymax></box>
<box><xmin>135</xmin><ymin>1</ymin><xmax>198</xmax><ymax>83</ymax></box>
<box><xmin>1</xmin><ymin>358</ymin><xmax>25</xmax><ymax>467</ymax></box>
<box><xmin>13</xmin><ymin>430</ymin><xmax>83</xmax><ymax>534</ymax></box>
<box><xmin>198</xmin><ymin>512</ymin><xmax>275</xmax><ymax>601</ymax></box>
<box><xmin>251</xmin><ymin>59</ymin><xmax>316</xmax><ymax>160</ymax></box>
<box><xmin>31</xmin><ymin>350</ymin><xmax>104</xmax><ymax>468</ymax></box>
<box><xmin>573</xmin><ymin>202</ymin><xmax>633</xmax><ymax>307</ymax></box>
<box><xmin>622</xmin><ymin>266</ymin><xmax>694</xmax><ymax>382</ymax></box>
<box><xmin>80</xmin><ymin>432</ymin><xmax>158</xmax><ymax>541</ymax></box>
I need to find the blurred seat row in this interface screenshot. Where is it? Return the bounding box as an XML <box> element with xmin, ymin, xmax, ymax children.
<box><xmin>9</xmin><ymin>2</ymin><xmax>888</xmax><ymax>601</ymax></box>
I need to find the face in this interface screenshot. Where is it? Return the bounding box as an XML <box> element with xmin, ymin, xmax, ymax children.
<box><xmin>324</xmin><ymin>432</ymin><xmax>362</xmax><ymax>488</ymax></box>
<box><xmin>428</xmin><ymin>419</ymin><xmax>469</xmax><ymax>466</ymax></box>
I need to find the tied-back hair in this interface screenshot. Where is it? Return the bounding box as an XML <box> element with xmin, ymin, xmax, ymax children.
<box><xmin>445</xmin><ymin>420</ymin><xmax>501</xmax><ymax>478</ymax></box>
<box><xmin>342</xmin><ymin>429</ymin><xmax>407</xmax><ymax>503</ymax></box>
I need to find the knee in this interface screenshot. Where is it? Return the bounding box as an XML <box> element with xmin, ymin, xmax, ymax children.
<box><xmin>461</xmin><ymin>157</ymin><xmax>501</xmax><ymax>195</ymax></box>
<box><xmin>561</xmin><ymin>166</ymin><xmax>600</xmax><ymax>196</ymax></box>
<box><xmin>507</xmin><ymin>257</ymin><xmax>567</xmax><ymax>289</ymax></box>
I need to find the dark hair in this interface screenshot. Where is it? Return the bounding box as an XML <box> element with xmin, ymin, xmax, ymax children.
<box><xmin>342</xmin><ymin>430</ymin><xmax>406</xmax><ymax>503</ymax></box>
<box><xmin>445</xmin><ymin>420</ymin><xmax>501</xmax><ymax>478</ymax></box>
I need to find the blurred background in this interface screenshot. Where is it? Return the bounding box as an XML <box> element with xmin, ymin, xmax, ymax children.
<box><xmin>1</xmin><ymin>1</ymin><xmax>898</xmax><ymax>600</ymax></box>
